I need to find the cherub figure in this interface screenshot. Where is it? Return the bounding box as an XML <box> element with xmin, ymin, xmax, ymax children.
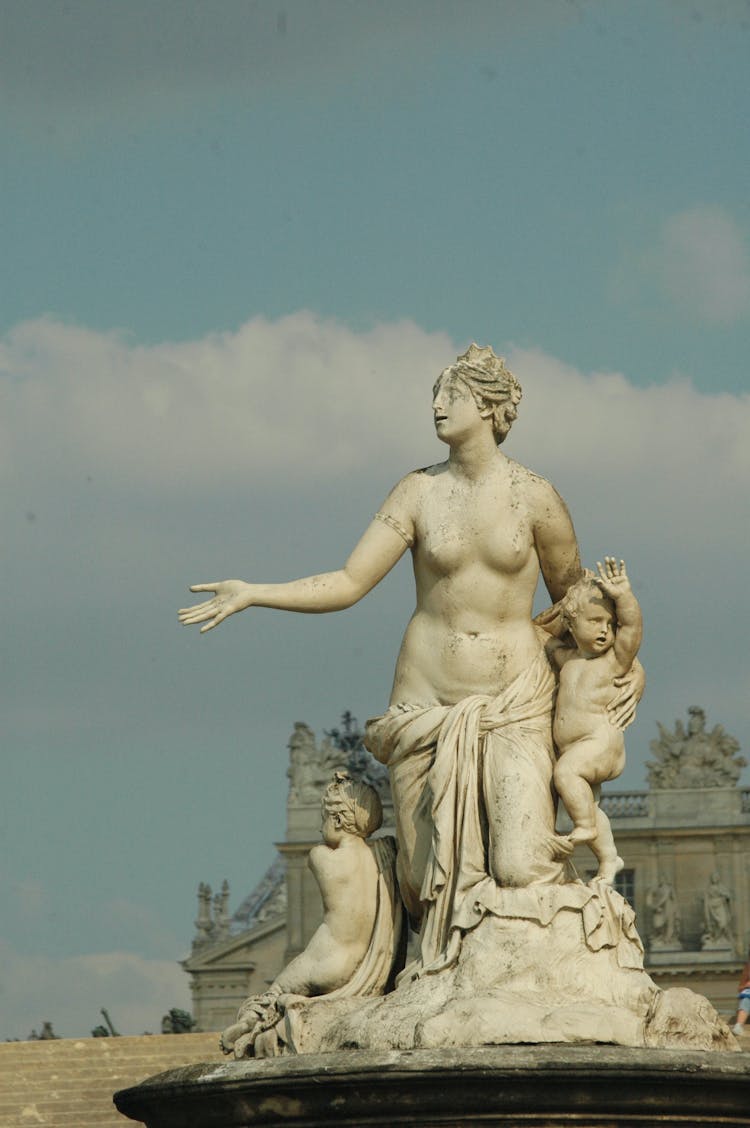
<box><xmin>549</xmin><ymin>558</ymin><xmax>643</xmax><ymax>883</ymax></box>
<box><xmin>221</xmin><ymin>771</ymin><xmax>402</xmax><ymax>1058</ymax></box>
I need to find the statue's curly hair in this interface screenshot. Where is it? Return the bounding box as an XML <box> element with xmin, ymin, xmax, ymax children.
<box><xmin>321</xmin><ymin>771</ymin><xmax>382</xmax><ymax>838</ymax></box>
<box><xmin>559</xmin><ymin>570</ymin><xmax>613</xmax><ymax>630</ymax></box>
<box><xmin>443</xmin><ymin>343</ymin><xmax>522</xmax><ymax>444</ymax></box>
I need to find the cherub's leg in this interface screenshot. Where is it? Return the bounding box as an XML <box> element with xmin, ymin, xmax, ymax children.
<box><xmin>589</xmin><ymin>805</ymin><xmax>624</xmax><ymax>885</ymax></box>
<box><xmin>553</xmin><ymin>739</ymin><xmax>601</xmax><ymax>843</ymax></box>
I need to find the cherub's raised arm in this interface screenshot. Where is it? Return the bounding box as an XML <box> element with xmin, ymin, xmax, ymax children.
<box><xmin>179</xmin><ymin>476</ymin><xmax>419</xmax><ymax>633</ymax></box>
<box><xmin>596</xmin><ymin>557</ymin><xmax>643</xmax><ymax>671</ymax></box>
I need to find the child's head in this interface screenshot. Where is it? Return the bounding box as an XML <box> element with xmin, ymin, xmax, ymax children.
<box><xmin>321</xmin><ymin>771</ymin><xmax>382</xmax><ymax>840</ymax></box>
<box><xmin>560</xmin><ymin>573</ymin><xmax>615</xmax><ymax>654</ymax></box>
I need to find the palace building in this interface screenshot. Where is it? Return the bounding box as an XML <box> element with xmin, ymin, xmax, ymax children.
<box><xmin>182</xmin><ymin>707</ymin><xmax>749</xmax><ymax>1031</ymax></box>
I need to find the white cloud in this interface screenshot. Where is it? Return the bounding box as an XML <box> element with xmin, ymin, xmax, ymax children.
<box><xmin>0</xmin><ymin>313</ymin><xmax>452</xmax><ymax>492</ymax></box>
<box><xmin>0</xmin><ymin>943</ymin><xmax>190</xmax><ymax>1040</ymax></box>
<box><xmin>654</xmin><ymin>206</ymin><xmax>750</xmax><ymax>324</ymax></box>
<box><xmin>507</xmin><ymin>346</ymin><xmax>750</xmax><ymax>529</ymax></box>
<box><xmin>2</xmin><ymin>312</ymin><xmax>748</xmax><ymax>544</ymax></box>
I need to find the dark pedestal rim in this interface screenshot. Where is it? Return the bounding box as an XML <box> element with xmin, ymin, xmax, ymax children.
<box><xmin>114</xmin><ymin>1044</ymin><xmax>750</xmax><ymax>1127</ymax></box>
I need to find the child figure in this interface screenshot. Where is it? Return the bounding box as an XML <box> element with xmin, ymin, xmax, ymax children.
<box><xmin>550</xmin><ymin>557</ymin><xmax>643</xmax><ymax>884</ymax></box>
<box><xmin>221</xmin><ymin>771</ymin><xmax>401</xmax><ymax>1058</ymax></box>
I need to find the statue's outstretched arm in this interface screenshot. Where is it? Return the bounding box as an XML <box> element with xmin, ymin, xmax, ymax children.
<box><xmin>179</xmin><ymin>482</ymin><xmax>417</xmax><ymax>633</ymax></box>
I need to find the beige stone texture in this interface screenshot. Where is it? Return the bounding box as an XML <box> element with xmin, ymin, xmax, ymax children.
<box><xmin>0</xmin><ymin>1032</ymin><xmax>220</xmax><ymax>1128</ymax></box>
<box><xmin>179</xmin><ymin>348</ymin><xmax>738</xmax><ymax>1053</ymax></box>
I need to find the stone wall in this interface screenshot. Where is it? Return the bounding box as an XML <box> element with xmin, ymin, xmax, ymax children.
<box><xmin>0</xmin><ymin>1032</ymin><xmax>221</xmax><ymax>1128</ymax></box>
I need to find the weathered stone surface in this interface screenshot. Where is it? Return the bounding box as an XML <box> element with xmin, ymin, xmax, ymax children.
<box><xmin>114</xmin><ymin>1045</ymin><xmax>750</xmax><ymax>1127</ymax></box>
<box><xmin>219</xmin><ymin>773</ymin><xmax>404</xmax><ymax>1060</ymax></box>
<box><xmin>284</xmin><ymin>899</ymin><xmax>735</xmax><ymax>1054</ymax></box>
<box><xmin>178</xmin><ymin>346</ymin><xmax>723</xmax><ymax>1064</ymax></box>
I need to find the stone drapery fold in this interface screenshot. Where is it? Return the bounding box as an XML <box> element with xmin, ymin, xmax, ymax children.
<box><xmin>365</xmin><ymin>653</ymin><xmax>573</xmax><ymax>974</ymax></box>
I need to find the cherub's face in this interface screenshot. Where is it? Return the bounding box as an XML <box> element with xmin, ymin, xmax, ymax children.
<box><xmin>569</xmin><ymin>596</ymin><xmax>614</xmax><ymax>657</ymax></box>
<box><xmin>321</xmin><ymin>808</ymin><xmax>345</xmax><ymax>847</ymax></box>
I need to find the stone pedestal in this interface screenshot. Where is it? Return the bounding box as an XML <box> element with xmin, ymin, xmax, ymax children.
<box><xmin>114</xmin><ymin>1045</ymin><xmax>750</xmax><ymax>1127</ymax></box>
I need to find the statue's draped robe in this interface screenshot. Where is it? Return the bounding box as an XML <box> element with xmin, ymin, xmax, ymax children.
<box><xmin>365</xmin><ymin>652</ymin><xmax>576</xmax><ymax>973</ymax></box>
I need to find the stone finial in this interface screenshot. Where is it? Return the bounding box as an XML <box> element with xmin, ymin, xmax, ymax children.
<box><xmin>192</xmin><ymin>882</ymin><xmax>214</xmax><ymax>949</ymax></box>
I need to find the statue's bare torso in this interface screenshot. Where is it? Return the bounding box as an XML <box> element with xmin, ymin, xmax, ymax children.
<box><xmin>383</xmin><ymin>456</ymin><xmax>578</xmax><ymax>706</ymax></box>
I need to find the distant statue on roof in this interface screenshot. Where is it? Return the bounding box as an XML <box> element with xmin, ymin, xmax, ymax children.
<box><xmin>287</xmin><ymin>722</ymin><xmax>349</xmax><ymax>803</ymax></box>
<box><xmin>326</xmin><ymin>711</ymin><xmax>391</xmax><ymax>803</ymax></box>
<box><xmin>192</xmin><ymin>879</ymin><xmax>231</xmax><ymax>949</ymax></box>
<box><xmin>647</xmin><ymin>706</ymin><xmax>745</xmax><ymax>790</ymax></box>
<box><xmin>213</xmin><ymin>880</ymin><xmax>231</xmax><ymax>942</ymax></box>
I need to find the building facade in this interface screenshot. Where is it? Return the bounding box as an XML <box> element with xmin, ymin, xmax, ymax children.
<box><xmin>182</xmin><ymin>707</ymin><xmax>749</xmax><ymax>1030</ymax></box>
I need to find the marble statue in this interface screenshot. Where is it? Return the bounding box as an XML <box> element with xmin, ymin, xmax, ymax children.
<box><xmin>647</xmin><ymin>706</ymin><xmax>746</xmax><ymax>789</ymax></box>
<box><xmin>701</xmin><ymin>871</ymin><xmax>734</xmax><ymax>950</ymax></box>
<box><xmin>181</xmin><ymin>344</ymin><xmax>736</xmax><ymax>1052</ymax></box>
<box><xmin>219</xmin><ymin>772</ymin><xmax>404</xmax><ymax>1058</ymax></box>
<box><xmin>646</xmin><ymin>877</ymin><xmax>682</xmax><ymax>950</ymax></box>
<box><xmin>547</xmin><ymin>559</ymin><xmax>642</xmax><ymax>883</ymax></box>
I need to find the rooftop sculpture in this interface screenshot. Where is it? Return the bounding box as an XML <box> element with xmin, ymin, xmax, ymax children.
<box><xmin>180</xmin><ymin>345</ymin><xmax>735</xmax><ymax>1054</ymax></box>
<box><xmin>647</xmin><ymin>706</ymin><xmax>746</xmax><ymax>789</ymax></box>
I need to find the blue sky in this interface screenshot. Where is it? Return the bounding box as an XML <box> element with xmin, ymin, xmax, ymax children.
<box><xmin>1</xmin><ymin>0</ymin><xmax>749</xmax><ymax>1038</ymax></box>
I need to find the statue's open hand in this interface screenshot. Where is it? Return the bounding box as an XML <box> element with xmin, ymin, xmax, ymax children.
<box><xmin>595</xmin><ymin>556</ymin><xmax>630</xmax><ymax>598</ymax></box>
<box><xmin>178</xmin><ymin>580</ymin><xmax>253</xmax><ymax>633</ymax></box>
<box><xmin>608</xmin><ymin>658</ymin><xmax>645</xmax><ymax>730</ymax></box>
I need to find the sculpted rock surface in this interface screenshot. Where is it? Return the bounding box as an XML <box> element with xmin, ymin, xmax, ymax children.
<box><xmin>277</xmin><ymin>885</ymin><xmax>734</xmax><ymax>1055</ymax></box>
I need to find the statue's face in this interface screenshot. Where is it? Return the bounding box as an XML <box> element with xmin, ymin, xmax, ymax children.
<box><xmin>569</xmin><ymin>596</ymin><xmax>614</xmax><ymax>657</ymax></box>
<box><xmin>432</xmin><ymin>371</ymin><xmax>486</xmax><ymax>445</ymax></box>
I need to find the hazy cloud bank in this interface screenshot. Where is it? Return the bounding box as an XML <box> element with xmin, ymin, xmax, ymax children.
<box><xmin>0</xmin><ymin>941</ymin><xmax>190</xmax><ymax>1040</ymax></box>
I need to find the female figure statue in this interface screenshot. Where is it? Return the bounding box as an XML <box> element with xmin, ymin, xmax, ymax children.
<box><xmin>702</xmin><ymin>871</ymin><xmax>734</xmax><ymax>948</ymax></box>
<box><xmin>180</xmin><ymin>345</ymin><xmax>641</xmax><ymax>975</ymax></box>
